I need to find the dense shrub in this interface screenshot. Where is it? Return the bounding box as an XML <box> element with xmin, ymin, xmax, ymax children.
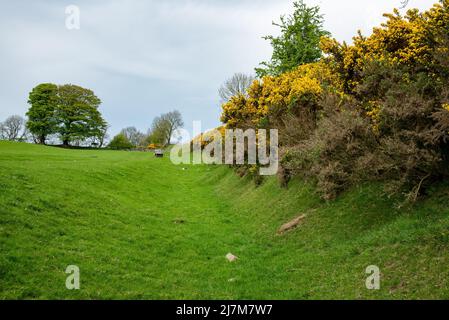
<box><xmin>281</xmin><ymin>97</ymin><xmax>378</xmax><ymax>199</ymax></box>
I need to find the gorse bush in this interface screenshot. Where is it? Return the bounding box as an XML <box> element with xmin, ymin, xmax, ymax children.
<box><xmin>281</xmin><ymin>98</ymin><xmax>378</xmax><ymax>200</ymax></box>
<box><xmin>220</xmin><ymin>0</ymin><xmax>449</xmax><ymax>202</ymax></box>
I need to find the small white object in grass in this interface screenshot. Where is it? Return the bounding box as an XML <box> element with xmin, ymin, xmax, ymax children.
<box><xmin>226</xmin><ymin>253</ymin><xmax>238</xmax><ymax>262</ymax></box>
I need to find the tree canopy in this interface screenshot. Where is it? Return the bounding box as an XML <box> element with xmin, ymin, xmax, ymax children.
<box><xmin>218</xmin><ymin>73</ymin><xmax>255</xmax><ymax>103</ymax></box>
<box><xmin>57</xmin><ymin>84</ymin><xmax>106</xmax><ymax>146</ymax></box>
<box><xmin>108</xmin><ymin>133</ymin><xmax>134</xmax><ymax>150</ymax></box>
<box><xmin>147</xmin><ymin>110</ymin><xmax>184</xmax><ymax>146</ymax></box>
<box><xmin>255</xmin><ymin>0</ymin><xmax>330</xmax><ymax>77</ymax></box>
<box><xmin>0</xmin><ymin>115</ymin><xmax>27</xmax><ymax>141</ymax></box>
<box><xmin>26</xmin><ymin>83</ymin><xmax>107</xmax><ymax>146</ymax></box>
<box><xmin>120</xmin><ymin>127</ymin><xmax>146</xmax><ymax>147</ymax></box>
<box><xmin>26</xmin><ymin>83</ymin><xmax>59</xmax><ymax>144</ymax></box>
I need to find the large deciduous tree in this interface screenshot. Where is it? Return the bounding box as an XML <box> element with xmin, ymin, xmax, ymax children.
<box><xmin>26</xmin><ymin>83</ymin><xmax>108</xmax><ymax>146</ymax></box>
<box><xmin>160</xmin><ymin>110</ymin><xmax>184</xmax><ymax>146</ymax></box>
<box><xmin>147</xmin><ymin>110</ymin><xmax>184</xmax><ymax>146</ymax></box>
<box><xmin>26</xmin><ymin>83</ymin><xmax>58</xmax><ymax>144</ymax></box>
<box><xmin>147</xmin><ymin>116</ymin><xmax>171</xmax><ymax>145</ymax></box>
<box><xmin>56</xmin><ymin>84</ymin><xmax>107</xmax><ymax>146</ymax></box>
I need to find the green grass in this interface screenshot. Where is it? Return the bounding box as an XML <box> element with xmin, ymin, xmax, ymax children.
<box><xmin>1</xmin><ymin>141</ymin><xmax>449</xmax><ymax>299</ymax></box>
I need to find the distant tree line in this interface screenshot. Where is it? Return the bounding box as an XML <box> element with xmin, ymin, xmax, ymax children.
<box><xmin>1</xmin><ymin>81</ymin><xmax>184</xmax><ymax>151</ymax></box>
<box><xmin>108</xmin><ymin>110</ymin><xmax>184</xmax><ymax>150</ymax></box>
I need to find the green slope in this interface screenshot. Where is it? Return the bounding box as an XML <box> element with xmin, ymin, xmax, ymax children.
<box><xmin>1</xmin><ymin>141</ymin><xmax>448</xmax><ymax>299</ymax></box>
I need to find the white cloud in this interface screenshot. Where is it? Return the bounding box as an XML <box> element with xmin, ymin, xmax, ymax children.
<box><xmin>0</xmin><ymin>0</ymin><xmax>437</xmax><ymax>136</ymax></box>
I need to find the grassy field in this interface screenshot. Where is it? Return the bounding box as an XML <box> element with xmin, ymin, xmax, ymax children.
<box><xmin>1</xmin><ymin>141</ymin><xmax>449</xmax><ymax>299</ymax></box>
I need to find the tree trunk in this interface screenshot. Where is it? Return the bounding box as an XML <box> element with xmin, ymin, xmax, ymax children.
<box><xmin>166</xmin><ymin>128</ymin><xmax>173</xmax><ymax>146</ymax></box>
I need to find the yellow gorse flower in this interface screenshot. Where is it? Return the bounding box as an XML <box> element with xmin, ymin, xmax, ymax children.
<box><xmin>320</xmin><ymin>1</ymin><xmax>449</xmax><ymax>91</ymax></box>
<box><xmin>221</xmin><ymin>61</ymin><xmax>343</xmax><ymax>127</ymax></box>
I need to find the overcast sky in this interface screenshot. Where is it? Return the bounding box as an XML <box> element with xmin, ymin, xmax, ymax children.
<box><xmin>0</xmin><ymin>0</ymin><xmax>437</xmax><ymax>137</ymax></box>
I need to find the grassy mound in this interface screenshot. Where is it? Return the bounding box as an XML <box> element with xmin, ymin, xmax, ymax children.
<box><xmin>1</xmin><ymin>141</ymin><xmax>448</xmax><ymax>299</ymax></box>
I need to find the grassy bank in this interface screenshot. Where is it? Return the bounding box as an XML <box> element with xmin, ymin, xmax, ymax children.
<box><xmin>1</xmin><ymin>141</ymin><xmax>449</xmax><ymax>299</ymax></box>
